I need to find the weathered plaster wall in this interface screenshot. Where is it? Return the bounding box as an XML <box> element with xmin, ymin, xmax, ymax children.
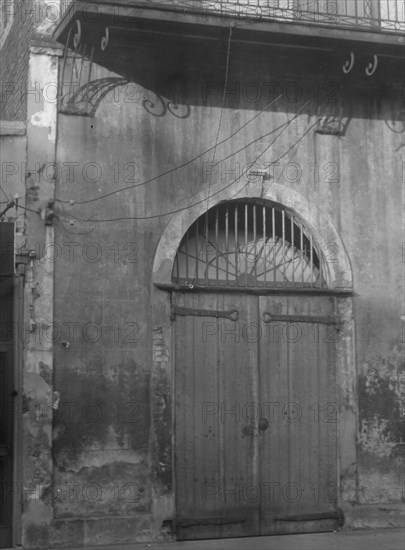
<box><xmin>1</xmin><ymin>3</ymin><xmax>63</xmax><ymax>545</ymax></box>
<box><xmin>22</xmin><ymin>46</ymin><xmax>60</xmax><ymax>546</ymax></box>
<box><xmin>48</xmin><ymin>50</ymin><xmax>404</xmax><ymax>545</ymax></box>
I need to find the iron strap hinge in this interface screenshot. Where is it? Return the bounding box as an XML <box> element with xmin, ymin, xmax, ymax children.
<box><xmin>177</xmin><ymin>516</ymin><xmax>246</xmax><ymax>527</ymax></box>
<box><xmin>262</xmin><ymin>312</ymin><xmax>343</xmax><ymax>327</ymax></box>
<box><xmin>274</xmin><ymin>509</ymin><xmax>344</xmax><ymax>523</ymax></box>
<box><xmin>171</xmin><ymin>305</ymin><xmax>239</xmax><ymax>322</ymax></box>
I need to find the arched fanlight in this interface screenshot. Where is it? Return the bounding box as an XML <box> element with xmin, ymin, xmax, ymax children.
<box><xmin>172</xmin><ymin>199</ymin><xmax>327</xmax><ymax>289</ymax></box>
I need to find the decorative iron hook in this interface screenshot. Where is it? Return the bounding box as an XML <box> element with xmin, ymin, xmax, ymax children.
<box><xmin>101</xmin><ymin>27</ymin><xmax>110</xmax><ymax>51</ymax></box>
<box><xmin>342</xmin><ymin>52</ymin><xmax>355</xmax><ymax>74</ymax></box>
<box><xmin>73</xmin><ymin>19</ymin><xmax>82</xmax><ymax>48</ymax></box>
<box><xmin>365</xmin><ymin>55</ymin><xmax>378</xmax><ymax>76</ymax></box>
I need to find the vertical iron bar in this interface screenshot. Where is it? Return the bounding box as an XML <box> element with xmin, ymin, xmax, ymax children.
<box><xmin>205</xmin><ymin>212</ymin><xmax>209</xmax><ymax>285</ymax></box>
<box><xmin>78</xmin><ymin>43</ymin><xmax>86</xmax><ymax>88</ymax></box>
<box><xmin>300</xmin><ymin>224</ymin><xmax>304</xmax><ymax>286</ymax></box>
<box><xmin>263</xmin><ymin>205</ymin><xmax>266</xmax><ymax>285</ymax></box>
<box><xmin>291</xmin><ymin>215</ymin><xmax>295</xmax><ymax>285</ymax></box>
<box><xmin>253</xmin><ymin>204</ymin><xmax>257</xmax><ymax>282</ymax></box>
<box><xmin>282</xmin><ymin>209</ymin><xmax>286</xmax><ymax>287</ymax></box>
<box><xmin>320</xmin><ymin>243</ymin><xmax>324</xmax><ymax>288</ymax></box>
<box><xmin>69</xmin><ymin>43</ymin><xmax>79</xmax><ymax>98</ymax></box>
<box><xmin>185</xmin><ymin>223</ymin><xmax>189</xmax><ymax>281</ymax></box>
<box><xmin>310</xmin><ymin>234</ymin><xmax>314</xmax><ymax>288</ymax></box>
<box><xmin>195</xmin><ymin>218</ymin><xmax>199</xmax><ymax>281</ymax></box>
<box><xmin>215</xmin><ymin>206</ymin><xmax>219</xmax><ymax>285</ymax></box>
<box><xmin>245</xmin><ymin>203</ymin><xmax>248</xmax><ymax>286</ymax></box>
<box><xmin>235</xmin><ymin>204</ymin><xmax>238</xmax><ymax>284</ymax></box>
<box><xmin>272</xmin><ymin>207</ymin><xmax>276</xmax><ymax>286</ymax></box>
<box><xmin>59</xmin><ymin>26</ymin><xmax>72</xmax><ymax>105</ymax></box>
<box><xmin>225</xmin><ymin>205</ymin><xmax>229</xmax><ymax>285</ymax></box>
<box><xmin>173</xmin><ymin>253</ymin><xmax>179</xmax><ymax>282</ymax></box>
<box><xmin>87</xmin><ymin>46</ymin><xmax>95</xmax><ymax>90</ymax></box>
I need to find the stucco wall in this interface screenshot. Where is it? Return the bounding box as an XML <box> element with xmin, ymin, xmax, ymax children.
<box><xmin>34</xmin><ymin>49</ymin><xmax>405</xmax><ymax>545</ymax></box>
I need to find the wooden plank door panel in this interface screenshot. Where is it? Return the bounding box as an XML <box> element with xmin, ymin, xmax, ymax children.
<box><xmin>174</xmin><ymin>291</ymin><xmax>339</xmax><ymax>539</ymax></box>
<box><xmin>258</xmin><ymin>295</ymin><xmax>339</xmax><ymax>535</ymax></box>
<box><xmin>174</xmin><ymin>292</ymin><xmax>260</xmax><ymax>540</ymax></box>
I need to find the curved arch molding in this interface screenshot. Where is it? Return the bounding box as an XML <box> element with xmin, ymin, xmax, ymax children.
<box><xmin>152</xmin><ymin>182</ymin><xmax>353</xmax><ymax>290</ymax></box>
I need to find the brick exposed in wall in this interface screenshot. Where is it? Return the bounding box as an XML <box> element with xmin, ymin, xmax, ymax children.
<box><xmin>0</xmin><ymin>1</ymin><xmax>35</xmax><ymax>121</ymax></box>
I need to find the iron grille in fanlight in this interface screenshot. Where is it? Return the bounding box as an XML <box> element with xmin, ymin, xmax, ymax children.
<box><xmin>172</xmin><ymin>200</ymin><xmax>328</xmax><ymax>289</ymax></box>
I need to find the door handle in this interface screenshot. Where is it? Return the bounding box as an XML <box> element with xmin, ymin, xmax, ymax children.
<box><xmin>242</xmin><ymin>425</ymin><xmax>255</xmax><ymax>436</ymax></box>
<box><xmin>243</xmin><ymin>419</ymin><xmax>269</xmax><ymax>436</ymax></box>
<box><xmin>258</xmin><ymin>417</ymin><xmax>269</xmax><ymax>431</ymax></box>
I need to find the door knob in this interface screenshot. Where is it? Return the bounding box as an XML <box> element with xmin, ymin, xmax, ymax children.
<box><xmin>242</xmin><ymin>425</ymin><xmax>255</xmax><ymax>436</ymax></box>
<box><xmin>258</xmin><ymin>417</ymin><xmax>269</xmax><ymax>431</ymax></box>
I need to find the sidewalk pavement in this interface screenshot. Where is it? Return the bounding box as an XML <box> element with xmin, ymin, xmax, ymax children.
<box><xmin>15</xmin><ymin>528</ymin><xmax>404</xmax><ymax>550</ymax></box>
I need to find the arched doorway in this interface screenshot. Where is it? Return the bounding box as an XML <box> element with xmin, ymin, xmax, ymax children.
<box><xmin>151</xmin><ymin>188</ymin><xmax>355</xmax><ymax>541</ymax></box>
<box><xmin>170</xmin><ymin>199</ymin><xmax>341</xmax><ymax>539</ymax></box>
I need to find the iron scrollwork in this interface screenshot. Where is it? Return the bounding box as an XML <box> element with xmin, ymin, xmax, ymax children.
<box><xmin>101</xmin><ymin>27</ymin><xmax>110</xmax><ymax>52</ymax></box>
<box><xmin>342</xmin><ymin>52</ymin><xmax>379</xmax><ymax>77</ymax></box>
<box><xmin>342</xmin><ymin>52</ymin><xmax>355</xmax><ymax>74</ymax></box>
<box><xmin>365</xmin><ymin>54</ymin><xmax>378</xmax><ymax>76</ymax></box>
<box><xmin>143</xmin><ymin>92</ymin><xmax>190</xmax><ymax>119</ymax></box>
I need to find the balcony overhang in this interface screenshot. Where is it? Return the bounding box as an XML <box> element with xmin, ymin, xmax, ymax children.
<box><xmin>54</xmin><ymin>1</ymin><xmax>405</xmax><ymax>56</ymax></box>
<box><xmin>53</xmin><ymin>2</ymin><xmax>404</xmax><ymax>116</ymax></box>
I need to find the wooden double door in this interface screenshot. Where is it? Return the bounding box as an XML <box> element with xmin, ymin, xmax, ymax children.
<box><xmin>174</xmin><ymin>292</ymin><xmax>340</xmax><ymax>540</ymax></box>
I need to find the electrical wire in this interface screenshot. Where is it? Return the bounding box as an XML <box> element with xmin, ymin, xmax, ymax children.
<box><xmin>54</xmin><ymin>100</ymin><xmax>312</xmax><ymax>224</ymax></box>
<box><xmin>205</xmin><ymin>24</ymin><xmax>233</xmax><ymax>210</ymax></box>
<box><xmin>0</xmin><ymin>183</ymin><xmax>12</xmax><ymax>202</ymax></box>
<box><xmin>197</xmin><ymin>24</ymin><xmax>233</xmax><ymax>283</ymax></box>
<box><xmin>18</xmin><ymin>205</ymin><xmax>41</xmax><ymax>215</ymax></box>
<box><xmin>55</xmin><ymin>102</ymin><xmax>310</xmax><ymax>220</ymax></box>
<box><xmin>54</xmin><ymin>215</ymin><xmax>96</xmax><ymax>236</ymax></box>
<box><xmin>56</xmin><ymin>114</ymin><xmax>313</xmax><ymax>225</ymax></box>
<box><xmin>54</xmin><ymin>91</ymin><xmax>284</xmax><ymax>206</ymax></box>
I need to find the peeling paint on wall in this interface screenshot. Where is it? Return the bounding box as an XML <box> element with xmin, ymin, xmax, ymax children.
<box><xmin>357</xmin><ymin>343</ymin><xmax>405</xmax><ymax>502</ymax></box>
<box><xmin>29</xmin><ymin>54</ymin><xmax>58</xmax><ymax>143</ymax></box>
<box><xmin>358</xmin><ymin>344</ymin><xmax>405</xmax><ymax>460</ymax></box>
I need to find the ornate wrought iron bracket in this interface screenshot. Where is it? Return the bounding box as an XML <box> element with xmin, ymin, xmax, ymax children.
<box><xmin>365</xmin><ymin>54</ymin><xmax>378</xmax><ymax>76</ymax></box>
<box><xmin>171</xmin><ymin>306</ymin><xmax>239</xmax><ymax>322</ymax></box>
<box><xmin>58</xmin><ymin>19</ymin><xmax>120</xmax><ymax>116</ymax></box>
<box><xmin>342</xmin><ymin>52</ymin><xmax>355</xmax><ymax>74</ymax></box>
<box><xmin>262</xmin><ymin>312</ymin><xmax>343</xmax><ymax>327</ymax></box>
<box><xmin>316</xmin><ymin>91</ymin><xmax>350</xmax><ymax>136</ymax></box>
